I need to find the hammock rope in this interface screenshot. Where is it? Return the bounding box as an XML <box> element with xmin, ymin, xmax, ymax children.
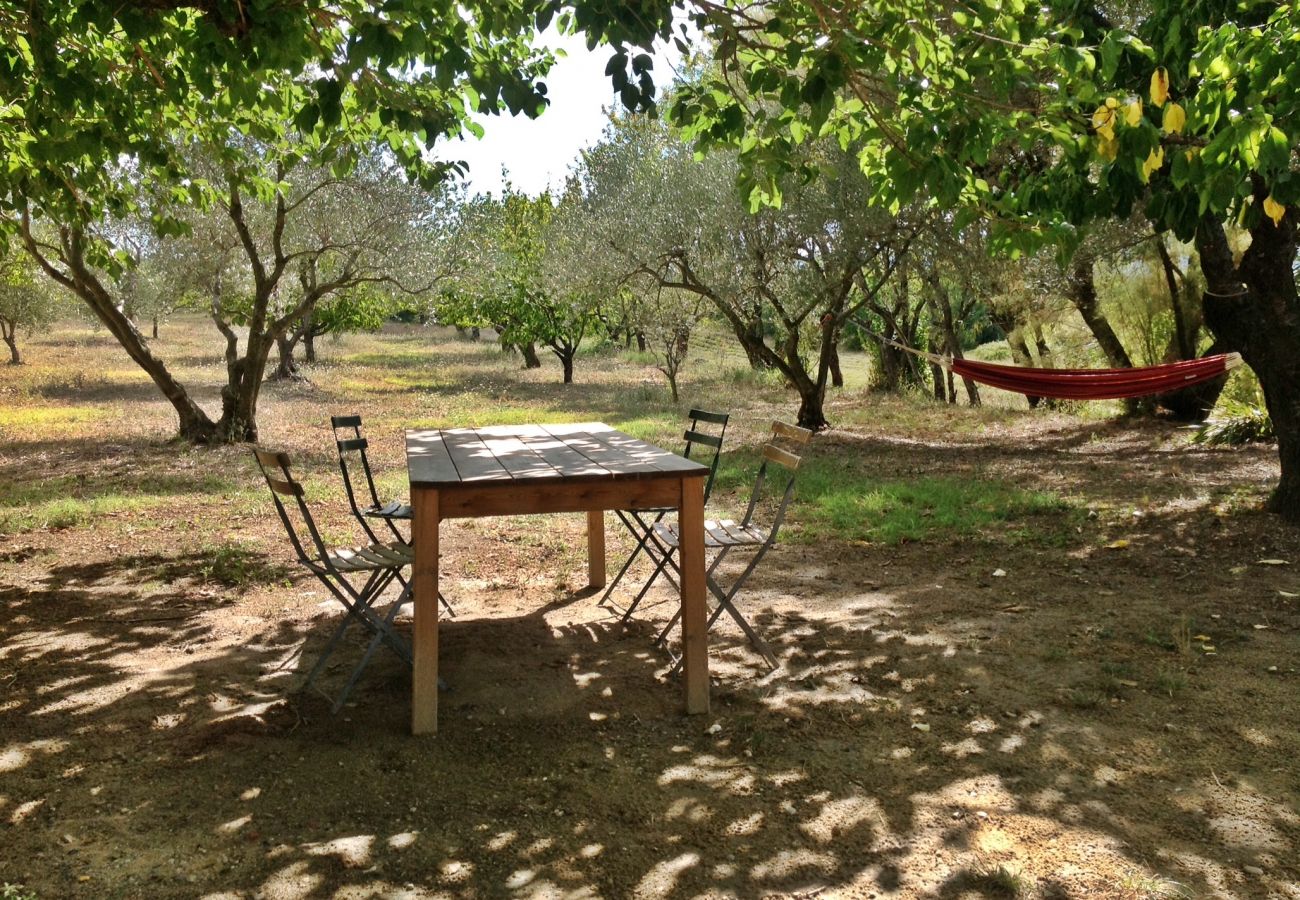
<box><xmin>849</xmin><ymin>318</ymin><xmax>1242</xmax><ymax>400</ymax></box>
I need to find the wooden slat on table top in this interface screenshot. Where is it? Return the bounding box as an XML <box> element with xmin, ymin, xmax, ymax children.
<box><xmin>406</xmin><ymin>430</ymin><xmax>461</xmax><ymax>485</ymax></box>
<box><xmin>408</xmin><ymin>423</ymin><xmax>706</xmax><ymax>487</ymax></box>
<box><xmin>510</xmin><ymin>425</ymin><xmax>610</xmax><ymax>479</ymax></box>
<box><xmin>467</xmin><ymin>425</ymin><xmax>551</xmax><ymax>481</ymax></box>
<box><xmin>441</xmin><ymin>428</ymin><xmax>514</xmax><ymax>482</ymax></box>
<box><xmin>548</xmin><ymin>423</ymin><xmax>703</xmax><ymax>475</ymax></box>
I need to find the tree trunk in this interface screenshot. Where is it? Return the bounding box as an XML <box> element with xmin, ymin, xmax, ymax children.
<box><xmin>519</xmin><ymin>341</ymin><xmax>542</xmax><ymax>369</ymax></box>
<box><xmin>928</xmin><ymin>280</ymin><xmax>980</xmax><ymax>407</ymax></box>
<box><xmin>930</xmin><ymin>361</ymin><xmax>947</xmax><ymax>401</ymax></box>
<box><xmin>1</xmin><ymin>320</ymin><xmax>20</xmax><ymax>365</ymax></box>
<box><xmin>21</xmin><ymin>222</ymin><xmax>217</xmax><ymax>442</ymax></box>
<box><xmin>1008</xmin><ymin>329</ymin><xmax>1040</xmax><ymax>408</ymax></box>
<box><xmin>828</xmin><ymin>346</ymin><xmax>843</xmax><ymax>388</ymax></box>
<box><xmin>215</xmin><ymin>334</ymin><xmax>273</xmax><ymax>443</ymax></box>
<box><xmin>151</xmin><ymin>315</ymin><xmax>159</xmax><ymax>340</ymax></box>
<box><xmin>1067</xmin><ymin>250</ymin><xmax>1144</xmax><ymax>415</ymax></box>
<box><xmin>1152</xmin><ymin>236</ymin><xmax>1221</xmax><ymax>421</ymax></box>
<box><xmin>1197</xmin><ymin>213</ymin><xmax>1300</xmax><ymax>521</ymax></box>
<box><xmin>636</xmin><ymin>331</ymin><xmax>647</xmax><ymax>353</ymax></box>
<box><xmin>792</xmin><ymin>369</ymin><xmax>829</xmax><ymax>431</ymax></box>
<box><xmin>271</xmin><ymin>330</ymin><xmax>304</xmax><ymax>381</ymax></box>
<box><xmin>559</xmin><ymin>350</ymin><xmax>575</xmax><ymax>384</ymax></box>
<box><xmin>304</xmin><ymin>329</ymin><xmax>317</xmax><ymax>363</ymax></box>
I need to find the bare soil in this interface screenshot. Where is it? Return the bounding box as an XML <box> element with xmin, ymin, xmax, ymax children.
<box><xmin>1</xmin><ymin>321</ymin><xmax>1298</xmax><ymax>899</ymax></box>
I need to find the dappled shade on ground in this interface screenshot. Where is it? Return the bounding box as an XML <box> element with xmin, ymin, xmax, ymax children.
<box><xmin>1</xmin><ymin>319</ymin><xmax>1298</xmax><ymax>898</ymax></box>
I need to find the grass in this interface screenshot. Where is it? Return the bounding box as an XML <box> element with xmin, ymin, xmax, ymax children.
<box><xmin>0</xmin><ymin>472</ymin><xmax>244</xmax><ymax>535</ymax></box>
<box><xmin>0</xmin><ymin>404</ymin><xmax>109</xmax><ymax>428</ymax></box>
<box><xmin>175</xmin><ymin>539</ymin><xmax>294</xmax><ymax>589</ymax></box>
<box><xmin>0</xmin><ymin>494</ymin><xmax>155</xmax><ymax>533</ymax></box>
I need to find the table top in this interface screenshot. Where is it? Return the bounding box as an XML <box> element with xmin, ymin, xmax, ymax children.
<box><xmin>407</xmin><ymin>422</ymin><xmax>708</xmax><ymax>488</ymax></box>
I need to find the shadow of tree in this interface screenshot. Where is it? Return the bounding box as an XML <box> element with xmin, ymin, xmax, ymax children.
<box><xmin>3</xmin><ymin>352</ymin><xmax>1299</xmax><ymax>898</ymax></box>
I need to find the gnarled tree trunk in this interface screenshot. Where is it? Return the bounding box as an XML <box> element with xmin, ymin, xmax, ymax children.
<box><xmin>1</xmin><ymin>319</ymin><xmax>20</xmax><ymax>365</ymax></box>
<box><xmin>1197</xmin><ymin>211</ymin><xmax>1300</xmax><ymax>521</ymax></box>
<box><xmin>21</xmin><ymin>220</ymin><xmax>218</xmax><ymax>441</ymax></box>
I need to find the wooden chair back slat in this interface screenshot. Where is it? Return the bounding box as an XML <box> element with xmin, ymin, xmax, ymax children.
<box><xmin>688</xmin><ymin>408</ymin><xmax>730</xmax><ymax>426</ymax></box>
<box><xmin>266</xmin><ymin>476</ymin><xmax>304</xmax><ymax>497</ymax></box>
<box><xmin>337</xmin><ymin>436</ymin><xmax>369</xmax><ymax>453</ymax></box>
<box><xmin>771</xmin><ymin>421</ymin><xmax>813</xmax><ymax>444</ymax></box>
<box><xmin>762</xmin><ymin>444</ymin><xmax>802</xmax><ymax>471</ymax></box>
<box><xmin>683</xmin><ymin>429</ymin><xmax>723</xmax><ymax>449</ymax></box>
<box><xmin>331</xmin><ymin>414</ymin><xmax>362</xmax><ymax>429</ymax></box>
<box><xmin>254</xmin><ymin>448</ymin><xmax>291</xmax><ymax>470</ymax></box>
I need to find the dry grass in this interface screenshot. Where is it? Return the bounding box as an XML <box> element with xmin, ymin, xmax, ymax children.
<box><xmin>1</xmin><ymin>316</ymin><xmax>1298</xmax><ymax>900</ymax></box>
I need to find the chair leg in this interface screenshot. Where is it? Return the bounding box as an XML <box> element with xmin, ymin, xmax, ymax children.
<box><xmin>392</xmin><ymin>570</ymin><xmax>455</xmax><ymax>618</ymax></box>
<box><xmin>598</xmin><ymin>511</ymin><xmax>652</xmax><ymax>607</ymax></box>
<box><xmin>654</xmin><ymin>544</ymin><xmax>780</xmax><ymax>672</ymax></box>
<box><xmin>599</xmin><ymin>510</ymin><xmax>669</xmax><ymax>610</ymax></box>
<box><xmin>303</xmin><ymin>566</ymin><xmax>410</xmax><ymax>692</ymax></box>
<box><xmin>332</xmin><ymin>582</ymin><xmax>411</xmax><ymax>712</ymax></box>
<box><xmin>650</xmin><ymin>545</ymin><xmax>730</xmax><ymax>645</ymax></box>
<box><xmin>624</xmin><ymin>539</ymin><xmax>678</xmax><ymax>626</ymax></box>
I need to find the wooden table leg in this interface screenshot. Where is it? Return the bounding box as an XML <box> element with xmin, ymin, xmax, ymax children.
<box><xmin>678</xmin><ymin>475</ymin><xmax>709</xmax><ymax>714</ymax></box>
<box><xmin>411</xmin><ymin>487</ymin><xmax>440</xmax><ymax>735</ymax></box>
<box><xmin>586</xmin><ymin>509</ymin><xmax>606</xmax><ymax>589</ymax></box>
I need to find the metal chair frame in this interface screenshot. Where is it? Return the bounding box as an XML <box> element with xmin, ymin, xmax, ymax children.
<box><xmin>599</xmin><ymin>409</ymin><xmax>730</xmax><ymax>620</ymax></box>
<box><xmin>331</xmin><ymin>414</ymin><xmax>454</xmax><ymax>616</ymax></box>
<box><xmin>253</xmin><ymin>447</ymin><xmax>414</xmax><ymax>712</ymax></box>
<box><xmin>631</xmin><ymin>422</ymin><xmax>812</xmax><ymax>671</ymax></box>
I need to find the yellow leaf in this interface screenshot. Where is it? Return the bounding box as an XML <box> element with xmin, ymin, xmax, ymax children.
<box><xmin>1264</xmin><ymin>196</ymin><xmax>1286</xmax><ymax>226</ymax></box>
<box><xmin>1193</xmin><ymin>634</ymin><xmax>1212</xmax><ymax>641</ymax></box>
<box><xmin>1124</xmin><ymin>99</ymin><xmax>1143</xmax><ymax>127</ymax></box>
<box><xmin>1162</xmin><ymin>102</ymin><xmax>1186</xmax><ymax>134</ymax></box>
<box><xmin>1142</xmin><ymin>145</ymin><xmax>1165</xmax><ymax>181</ymax></box>
<box><xmin>1106</xmin><ymin>539</ymin><xmax>1129</xmax><ymax>549</ymax></box>
<box><xmin>1201</xmin><ymin>645</ymin><xmax>1216</xmax><ymax>652</ymax></box>
<box><xmin>1150</xmin><ymin>67</ymin><xmax>1170</xmax><ymax>107</ymax></box>
<box><xmin>1098</xmin><ymin>136</ymin><xmax>1119</xmax><ymax>160</ymax></box>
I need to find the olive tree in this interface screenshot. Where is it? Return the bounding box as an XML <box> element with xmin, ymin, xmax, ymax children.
<box><xmin>576</xmin><ymin>114</ymin><xmax>911</xmax><ymax>429</ymax></box>
<box><xmin>0</xmin><ymin>246</ymin><xmax>58</xmax><ymax>365</ymax></box>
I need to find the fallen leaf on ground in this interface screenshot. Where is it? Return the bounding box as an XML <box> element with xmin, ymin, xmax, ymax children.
<box><xmin>1106</xmin><ymin>539</ymin><xmax>1130</xmax><ymax>550</ymax></box>
<box><xmin>1258</xmin><ymin>559</ymin><xmax>1289</xmax><ymax>565</ymax></box>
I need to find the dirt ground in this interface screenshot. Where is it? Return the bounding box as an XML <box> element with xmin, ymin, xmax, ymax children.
<box><xmin>1</xmin><ymin>322</ymin><xmax>1298</xmax><ymax>899</ymax></box>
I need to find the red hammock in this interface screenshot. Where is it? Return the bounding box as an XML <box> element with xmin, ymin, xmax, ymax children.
<box><xmin>949</xmin><ymin>353</ymin><xmax>1242</xmax><ymax>400</ymax></box>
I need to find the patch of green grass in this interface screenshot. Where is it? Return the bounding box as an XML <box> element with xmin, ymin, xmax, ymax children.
<box><xmin>199</xmin><ymin>541</ymin><xmax>294</xmax><ymax>589</ymax></box>
<box><xmin>0</xmin><ymin>472</ymin><xmax>242</xmax><ymax>535</ymax></box>
<box><xmin>409</xmin><ymin>405</ymin><xmax>591</xmax><ymax>429</ymax></box>
<box><xmin>952</xmin><ymin>863</ymin><xmax>1027</xmax><ymax>898</ymax></box>
<box><xmin>1</xmin><ymin>883</ymin><xmax>38</xmax><ymax>900</ymax></box>
<box><xmin>704</xmin><ymin>450</ymin><xmax>1073</xmax><ymax>545</ymax></box>
<box><xmin>1153</xmin><ymin>666</ymin><xmax>1187</xmax><ymax>698</ymax></box>
<box><xmin>621</xmin><ymin>349</ymin><xmax>659</xmax><ymax>366</ymax></box>
<box><xmin>805</xmin><ymin>474</ymin><xmax>1069</xmax><ymax>546</ymax></box>
<box><xmin>1040</xmin><ymin>645</ymin><xmax>1069</xmax><ymax>663</ymax></box>
<box><xmin>1117</xmin><ymin>872</ymin><xmax>1193</xmax><ymax>899</ymax></box>
<box><xmin>0</xmin><ymin>494</ymin><xmax>158</xmax><ymax>533</ymax></box>
<box><xmin>1066</xmin><ymin>687</ymin><xmax>1106</xmax><ymax>710</ymax></box>
<box><xmin>0</xmin><ymin>405</ymin><xmax>108</xmax><ymax>428</ymax></box>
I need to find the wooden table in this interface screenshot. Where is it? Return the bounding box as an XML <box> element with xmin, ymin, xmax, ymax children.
<box><xmin>405</xmin><ymin>422</ymin><xmax>711</xmax><ymax>735</ymax></box>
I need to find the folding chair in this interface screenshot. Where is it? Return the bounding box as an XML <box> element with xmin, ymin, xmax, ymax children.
<box><xmin>331</xmin><ymin>414</ymin><xmax>454</xmax><ymax>616</ymax></box>
<box><xmin>635</xmin><ymin>421</ymin><xmax>813</xmax><ymax>671</ymax></box>
<box><xmin>253</xmin><ymin>447</ymin><xmax>414</xmax><ymax>712</ymax></box>
<box><xmin>598</xmin><ymin>408</ymin><xmax>729</xmax><ymax>620</ymax></box>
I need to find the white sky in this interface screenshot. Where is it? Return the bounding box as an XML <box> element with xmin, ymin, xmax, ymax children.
<box><xmin>435</xmin><ymin>29</ymin><xmax>684</xmax><ymax>197</ymax></box>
